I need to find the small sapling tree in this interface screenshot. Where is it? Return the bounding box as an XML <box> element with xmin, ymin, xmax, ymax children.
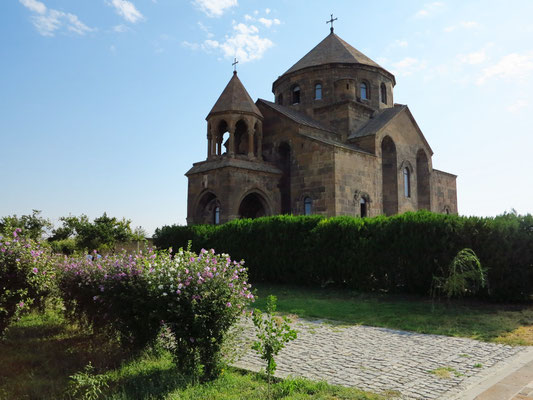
<box><xmin>252</xmin><ymin>295</ymin><xmax>297</xmax><ymax>398</ymax></box>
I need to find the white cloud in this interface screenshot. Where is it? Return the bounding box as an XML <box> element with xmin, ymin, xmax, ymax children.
<box><xmin>414</xmin><ymin>2</ymin><xmax>444</xmax><ymax>18</ymax></box>
<box><xmin>265</xmin><ymin>8</ymin><xmax>271</xmax><ymax>14</ymax></box>
<box><xmin>461</xmin><ymin>21</ymin><xmax>480</xmax><ymax>29</ymax></box>
<box><xmin>477</xmin><ymin>52</ymin><xmax>533</xmax><ymax>85</ymax></box>
<box><xmin>393</xmin><ymin>39</ymin><xmax>408</xmax><ymax>48</ymax></box>
<box><xmin>506</xmin><ymin>99</ymin><xmax>529</xmax><ymax>113</ymax></box>
<box><xmin>391</xmin><ymin>57</ymin><xmax>427</xmax><ymax>76</ymax></box>
<box><xmin>258</xmin><ymin>17</ymin><xmax>280</xmax><ymax>28</ymax></box>
<box><xmin>108</xmin><ymin>0</ymin><xmax>144</xmax><ymax>23</ymax></box>
<box><xmin>244</xmin><ymin>14</ymin><xmax>253</xmax><ymax>21</ymax></box>
<box><xmin>19</xmin><ymin>0</ymin><xmax>46</xmax><ymax>14</ymax></box>
<box><xmin>445</xmin><ymin>20</ymin><xmax>480</xmax><ymax>33</ymax></box>
<box><xmin>202</xmin><ymin>22</ymin><xmax>273</xmax><ymax>63</ymax></box>
<box><xmin>113</xmin><ymin>24</ymin><xmax>129</xmax><ymax>33</ymax></box>
<box><xmin>182</xmin><ymin>40</ymin><xmax>201</xmax><ymax>50</ymax></box>
<box><xmin>198</xmin><ymin>21</ymin><xmax>214</xmax><ymax>38</ymax></box>
<box><xmin>457</xmin><ymin>50</ymin><xmax>487</xmax><ymax>65</ymax></box>
<box><xmin>192</xmin><ymin>0</ymin><xmax>238</xmax><ymax>17</ymax></box>
<box><xmin>19</xmin><ymin>0</ymin><xmax>93</xmax><ymax>37</ymax></box>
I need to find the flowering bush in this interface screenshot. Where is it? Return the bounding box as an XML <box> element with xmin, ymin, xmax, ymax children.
<box><xmin>0</xmin><ymin>229</ymin><xmax>56</xmax><ymax>336</ymax></box>
<box><xmin>58</xmin><ymin>246</ymin><xmax>254</xmax><ymax>380</ymax></box>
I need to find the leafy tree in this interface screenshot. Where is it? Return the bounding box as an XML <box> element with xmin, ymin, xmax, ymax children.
<box><xmin>0</xmin><ymin>210</ymin><xmax>52</xmax><ymax>241</ymax></box>
<box><xmin>49</xmin><ymin>213</ymin><xmax>134</xmax><ymax>252</ymax></box>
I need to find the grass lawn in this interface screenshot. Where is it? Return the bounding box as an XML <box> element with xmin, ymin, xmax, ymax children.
<box><xmin>253</xmin><ymin>284</ymin><xmax>533</xmax><ymax>346</ymax></box>
<box><xmin>0</xmin><ymin>309</ymin><xmax>385</xmax><ymax>400</ymax></box>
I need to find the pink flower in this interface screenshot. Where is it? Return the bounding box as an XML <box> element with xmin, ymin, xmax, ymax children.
<box><xmin>226</xmin><ymin>302</ymin><xmax>232</xmax><ymax>307</ymax></box>
<box><xmin>190</xmin><ymin>337</ymin><xmax>195</xmax><ymax>343</ymax></box>
<box><xmin>32</xmin><ymin>268</ymin><xmax>38</xmax><ymax>274</ymax></box>
<box><xmin>17</xmin><ymin>301</ymin><xmax>24</xmax><ymax>308</ymax></box>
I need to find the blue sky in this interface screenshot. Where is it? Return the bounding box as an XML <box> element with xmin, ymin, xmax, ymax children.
<box><xmin>1</xmin><ymin>0</ymin><xmax>532</xmax><ymax>235</ymax></box>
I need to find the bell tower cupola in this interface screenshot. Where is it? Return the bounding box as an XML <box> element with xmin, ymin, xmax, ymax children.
<box><xmin>206</xmin><ymin>70</ymin><xmax>263</xmax><ymax>160</ymax></box>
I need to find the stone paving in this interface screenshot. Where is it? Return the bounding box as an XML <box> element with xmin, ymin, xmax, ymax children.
<box><xmin>232</xmin><ymin>317</ymin><xmax>528</xmax><ymax>400</ymax></box>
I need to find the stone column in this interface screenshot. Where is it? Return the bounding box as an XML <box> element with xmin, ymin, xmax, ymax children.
<box><xmin>228</xmin><ymin>121</ymin><xmax>235</xmax><ymax>157</ymax></box>
<box><xmin>247</xmin><ymin>126</ymin><xmax>255</xmax><ymax>159</ymax></box>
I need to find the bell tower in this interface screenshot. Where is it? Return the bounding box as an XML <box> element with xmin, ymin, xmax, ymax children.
<box><xmin>206</xmin><ymin>71</ymin><xmax>263</xmax><ymax>161</ymax></box>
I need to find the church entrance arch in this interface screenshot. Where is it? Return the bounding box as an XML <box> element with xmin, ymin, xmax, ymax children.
<box><xmin>381</xmin><ymin>136</ymin><xmax>398</xmax><ymax>215</ymax></box>
<box><xmin>195</xmin><ymin>191</ymin><xmax>220</xmax><ymax>224</ymax></box>
<box><xmin>238</xmin><ymin>191</ymin><xmax>270</xmax><ymax>219</ymax></box>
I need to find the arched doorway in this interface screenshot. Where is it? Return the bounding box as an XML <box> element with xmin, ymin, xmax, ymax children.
<box><xmin>416</xmin><ymin>149</ymin><xmax>431</xmax><ymax>210</ymax></box>
<box><xmin>238</xmin><ymin>192</ymin><xmax>269</xmax><ymax>219</ymax></box>
<box><xmin>196</xmin><ymin>191</ymin><xmax>221</xmax><ymax>224</ymax></box>
<box><xmin>381</xmin><ymin>136</ymin><xmax>398</xmax><ymax>215</ymax></box>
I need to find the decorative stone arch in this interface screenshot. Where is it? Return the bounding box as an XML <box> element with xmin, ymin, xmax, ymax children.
<box><xmin>237</xmin><ymin>188</ymin><xmax>273</xmax><ymax>219</ymax></box>
<box><xmin>381</xmin><ymin>135</ymin><xmax>398</xmax><ymax>215</ymax></box>
<box><xmin>194</xmin><ymin>190</ymin><xmax>221</xmax><ymax>225</ymax></box>
<box><xmin>278</xmin><ymin>141</ymin><xmax>292</xmax><ymax>214</ymax></box>
<box><xmin>442</xmin><ymin>205</ymin><xmax>451</xmax><ymax>215</ymax></box>
<box><xmin>416</xmin><ymin>149</ymin><xmax>431</xmax><ymax>210</ymax></box>
<box><xmin>353</xmin><ymin>190</ymin><xmax>371</xmax><ymax>217</ymax></box>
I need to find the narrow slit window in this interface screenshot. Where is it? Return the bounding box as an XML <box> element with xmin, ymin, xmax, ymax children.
<box><xmin>360</xmin><ymin>198</ymin><xmax>367</xmax><ymax>217</ymax></box>
<box><xmin>360</xmin><ymin>82</ymin><xmax>368</xmax><ymax>100</ymax></box>
<box><xmin>314</xmin><ymin>84</ymin><xmax>322</xmax><ymax>100</ymax></box>
<box><xmin>292</xmin><ymin>86</ymin><xmax>300</xmax><ymax>104</ymax></box>
<box><xmin>277</xmin><ymin>94</ymin><xmax>283</xmax><ymax>105</ymax></box>
<box><xmin>214</xmin><ymin>206</ymin><xmax>220</xmax><ymax>224</ymax></box>
<box><xmin>381</xmin><ymin>83</ymin><xmax>387</xmax><ymax>104</ymax></box>
<box><xmin>304</xmin><ymin>197</ymin><xmax>312</xmax><ymax>215</ymax></box>
<box><xmin>403</xmin><ymin>167</ymin><xmax>411</xmax><ymax>198</ymax></box>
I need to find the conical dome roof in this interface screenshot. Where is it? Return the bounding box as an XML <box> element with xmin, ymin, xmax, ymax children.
<box><xmin>282</xmin><ymin>32</ymin><xmax>389</xmax><ymax>77</ymax></box>
<box><xmin>207</xmin><ymin>71</ymin><xmax>262</xmax><ymax>119</ymax></box>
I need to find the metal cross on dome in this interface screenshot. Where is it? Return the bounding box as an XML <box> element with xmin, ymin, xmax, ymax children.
<box><xmin>232</xmin><ymin>57</ymin><xmax>239</xmax><ymax>73</ymax></box>
<box><xmin>326</xmin><ymin>14</ymin><xmax>338</xmax><ymax>33</ymax></box>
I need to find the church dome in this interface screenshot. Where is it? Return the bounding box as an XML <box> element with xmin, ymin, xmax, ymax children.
<box><xmin>282</xmin><ymin>32</ymin><xmax>392</xmax><ymax>79</ymax></box>
<box><xmin>272</xmin><ymin>31</ymin><xmax>396</xmax><ymax>111</ymax></box>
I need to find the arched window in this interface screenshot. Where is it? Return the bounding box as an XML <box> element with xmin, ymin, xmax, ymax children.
<box><xmin>277</xmin><ymin>94</ymin><xmax>283</xmax><ymax>105</ymax></box>
<box><xmin>292</xmin><ymin>85</ymin><xmax>300</xmax><ymax>104</ymax></box>
<box><xmin>403</xmin><ymin>167</ymin><xmax>411</xmax><ymax>198</ymax></box>
<box><xmin>360</xmin><ymin>197</ymin><xmax>367</xmax><ymax>217</ymax></box>
<box><xmin>214</xmin><ymin>206</ymin><xmax>220</xmax><ymax>225</ymax></box>
<box><xmin>360</xmin><ymin>82</ymin><xmax>368</xmax><ymax>100</ymax></box>
<box><xmin>304</xmin><ymin>197</ymin><xmax>312</xmax><ymax>215</ymax></box>
<box><xmin>381</xmin><ymin>83</ymin><xmax>387</xmax><ymax>104</ymax></box>
<box><xmin>314</xmin><ymin>83</ymin><xmax>322</xmax><ymax>100</ymax></box>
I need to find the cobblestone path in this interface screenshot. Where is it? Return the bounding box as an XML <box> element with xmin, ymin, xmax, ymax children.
<box><xmin>232</xmin><ymin>318</ymin><xmax>527</xmax><ymax>400</ymax></box>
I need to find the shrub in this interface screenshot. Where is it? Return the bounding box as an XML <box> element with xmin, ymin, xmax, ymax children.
<box><xmin>58</xmin><ymin>246</ymin><xmax>254</xmax><ymax>380</ymax></box>
<box><xmin>153</xmin><ymin>211</ymin><xmax>533</xmax><ymax>301</ymax></box>
<box><xmin>432</xmin><ymin>248</ymin><xmax>487</xmax><ymax>299</ymax></box>
<box><xmin>0</xmin><ymin>229</ymin><xmax>56</xmax><ymax>336</ymax></box>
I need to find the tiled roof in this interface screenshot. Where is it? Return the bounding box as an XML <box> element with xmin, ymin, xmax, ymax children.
<box><xmin>283</xmin><ymin>32</ymin><xmax>386</xmax><ymax>75</ymax></box>
<box><xmin>257</xmin><ymin>99</ymin><xmax>336</xmax><ymax>133</ymax></box>
<box><xmin>208</xmin><ymin>72</ymin><xmax>262</xmax><ymax>118</ymax></box>
<box><xmin>348</xmin><ymin>105</ymin><xmax>406</xmax><ymax>139</ymax></box>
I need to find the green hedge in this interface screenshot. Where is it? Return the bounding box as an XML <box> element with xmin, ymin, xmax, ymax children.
<box><xmin>153</xmin><ymin>212</ymin><xmax>533</xmax><ymax>301</ymax></box>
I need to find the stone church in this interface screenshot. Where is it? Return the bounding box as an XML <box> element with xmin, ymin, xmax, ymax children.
<box><xmin>186</xmin><ymin>27</ymin><xmax>458</xmax><ymax>225</ymax></box>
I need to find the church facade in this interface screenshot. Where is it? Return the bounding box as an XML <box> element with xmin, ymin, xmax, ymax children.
<box><xmin>186</xmin><ymin>29</ymin><xmax>458</xmax><ymax>225</ymax></box>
